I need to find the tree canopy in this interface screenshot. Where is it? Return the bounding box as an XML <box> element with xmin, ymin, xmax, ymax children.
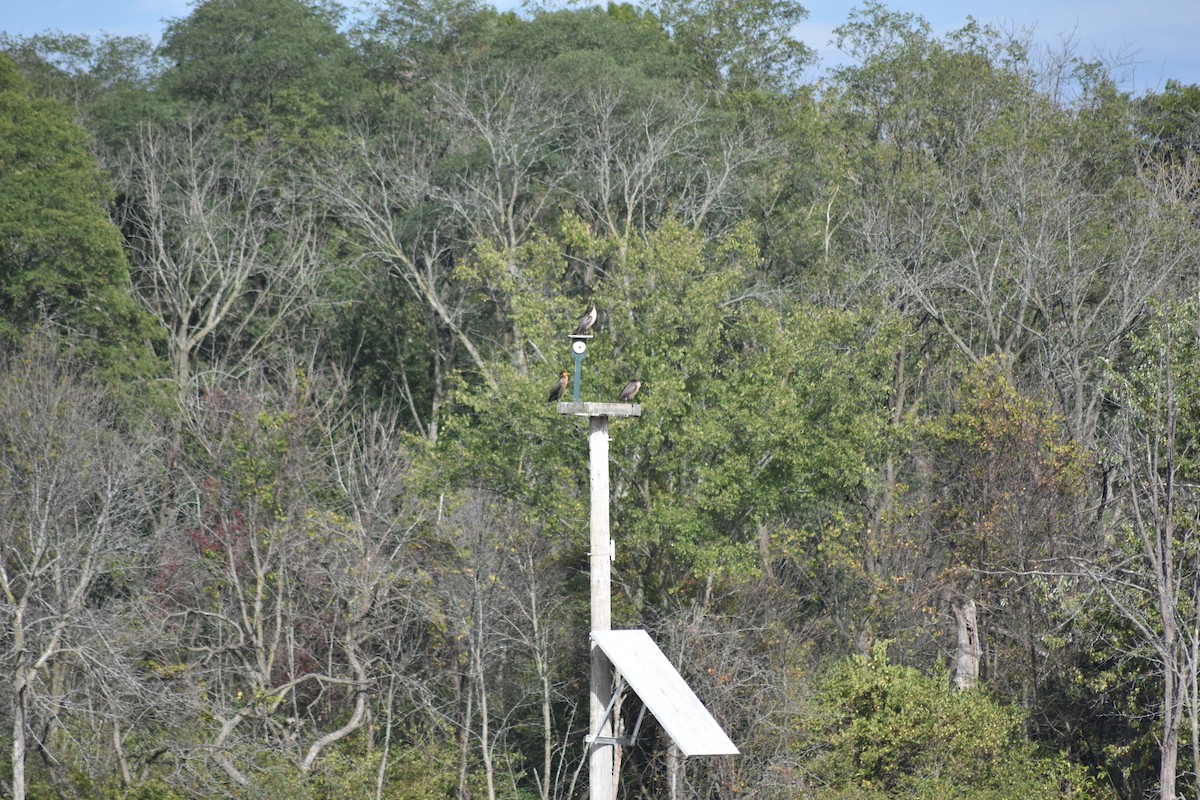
<box><xmin>3</xmin><ymin>2</ymin><xmax>1200</xmax><ymax>799</ymax></box>
<box><xmin>0</xmin><ymin>54</ymin><xmax>157</xmax><ymax>382</ymax></box>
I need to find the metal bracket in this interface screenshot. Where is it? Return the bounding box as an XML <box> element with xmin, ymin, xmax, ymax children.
<box><xmin>585</xmin><ymin>675</ymin><xmax>649</xmax><ymax>748</ymax></box>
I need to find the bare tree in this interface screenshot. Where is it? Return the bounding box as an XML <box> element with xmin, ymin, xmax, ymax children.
<box><xmin>567</xmin><ymin>85</ymin><xmax>771</xmax><ymax>254</ymax></box>
<box><xmin>434</xmin><ymin>67</ymin><xmax>575</xmax><ymax>377</ymax></box>
<box><xmin>640</xmin><ymin>589</ymin><xmax>794</xmax><ymax>800</ymax></box>
<box><xmin>833</xmin><ymin>20</ymin><xmax>1200</xmax><ymax>449</ymax></box>
<box><xmin>312</xmin><ymin>110</ymin><xmax>497</xmax><ymax>442</ymax></box>
<box><xmin>427</xmin><ymin>492</ymin><xmax>520</xmax><ymax>800</ymax></box>
<box><xmin>850</xmin><ymin>139</ymin><xmax>1182</xmax><ymax>442</ymax></box>
<box><xmin>491</xmin><ymin>521</ymin><xmax>578</xmax><ymax>800</ymax></box>
<box><xmin>436</xmin><ymin>67</ymin><xmax>570</xmax><ymax>257</ymax></box>
<box><xmin>569</xmin><ymin>86</ymin><xmax>706</xmax><ymax>248</ymax></box>
<box><xmin>313</xmin><ymin>405</ymin><xmax>432</xmax><ymax>772</ymax></box>
<box><xmin>0</xmin><ymin>337</ymin><xmax>157</xmax><ymax>800</ymax></box>
<box><xmin>420</xmin><ymin>489</ymin><xmax>582</xmax><ymax>800</ymax></box>
<box><xmin>118</xmin><ymin>117</ymin><xmax>332</xmax><ymax>397</ymax></box>
<box><xmin>1092</xmin><ymin>301</ymin><xmax>1200</xmax><ymax>800</ymax></box>
<box><xmin>144</xmin><ymin>366</ymin><xmax>429</xmax><ymax>790</ymax></box>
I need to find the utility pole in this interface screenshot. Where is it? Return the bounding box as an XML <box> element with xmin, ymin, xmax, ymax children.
<box><xmin>558</xmin><ymin>334</ymin><xmax>640</xmax><ymax>800</ymax></box>
<box><xmin>558</xmin><ymin>329</ymin><xmax>734</xmax><ymax>800</ymax></box>
<box><xmin>588</xmin><ymin>413</ymin><xmax>614</xmax><ymax>800</ymax></box>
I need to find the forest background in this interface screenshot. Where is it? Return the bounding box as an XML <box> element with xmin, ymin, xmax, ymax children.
<box><xmin>4</xmin><ymin>0</ymin><xmax>1200</xmax><ymax>798</ymax></box>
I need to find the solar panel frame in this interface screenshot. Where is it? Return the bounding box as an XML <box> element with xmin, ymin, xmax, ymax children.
<box><xmin>591</xmin><ymin>629</ymin><xmax>739</xmax><ymax>757</ymax></box>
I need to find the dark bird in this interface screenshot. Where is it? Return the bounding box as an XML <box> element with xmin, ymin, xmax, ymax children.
<box><xmin>618</xmin><ymin>380</ymin><xmax>641</xmax><ymax>402</ymax></box>
<box><xmin>548</xmin><ymin>371</ymin><xmax>570</xmax><ymax>402</ymax></box>
<box><xmin>572</xmin><ymin>304</ymin><xmax>598</xmax><ymax>336</ymax></box>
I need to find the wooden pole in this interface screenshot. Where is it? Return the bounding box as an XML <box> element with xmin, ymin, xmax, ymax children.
<box><xmin>557</xmin><ymin>400</ymin><xmax>638</xmax><ymax>799</ymax></box>
<box><xmin>588</xmin><ymin>414</ymin><xmax>615</xmax><ymax>800</ymax></box>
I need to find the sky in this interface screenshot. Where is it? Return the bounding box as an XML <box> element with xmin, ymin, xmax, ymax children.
<box><xmin>3</xmin><ymin>0</ymin><xmax>1198</xmax><ymax>95</ymax></box>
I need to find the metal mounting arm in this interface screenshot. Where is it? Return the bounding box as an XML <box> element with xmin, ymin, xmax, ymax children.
<box><xmin>584</xmin><ymin>675</ymin><xmax>650</xmax><ymax>748</ymax></box>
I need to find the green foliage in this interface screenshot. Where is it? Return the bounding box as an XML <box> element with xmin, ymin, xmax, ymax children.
<box><xmin>648</xmin><ymin>0</ymin><xmax>813</xmax><ymax>91</ymax></box>
<box><xmin>0</xmin><ymin>31</ymin><xmax>173</xmax><ymax>151</ymax></box>
<box><xmin>0</xmin><ymin>31</ymin><xmax>162</xmax><ymax>106</ymax></box>
<box><xmin>882</xmin><ymin>360</ymin><xmax>1096</xmax><ymax>734</ymax></box>
<box><xmin>803</xmin><ymin>644</ymin><xmax>1106</xmax><ymax>799</ymax></box>
<box><xmin>1137</xmin><ymin>79</ymin><xmax>1200</xmax><ymax>159</ymax></box>
<box><xmin>352</xmin><ymin>0</ymin><xmax>512</xmax><ymax>87</ymax></box>
<box><xmin>3</xmin><ymin>2</ymin><xmax>1199</xmax><ymax>797</ymax></box>
<box><xmin>831</xmin><ymin>3</ymin><xmax>1037</xmax><ymax>161</ymax></box>
<box><xmin>923</xmin><ymin>359</ymin><xmax>1087</xmax><ymax>568</ymax></box>
<box><xmin>487</xmin><ymin>5</ymin><xmax>690</xmax><ymax>93</ymax></box>
<box><xmin>1115</xmin><ymin>298</ymin><xmax>1200</xmax><ymax>480</ymax></box>
<box><xmin>0</xmin><ymin>54</ymin><xmax>160</xmax><ymax>389</ymax></box>
<box><xmin>159</xmin><ymin>0</ymin><xmax>362</xmax><ymax>130</ymax></box>
<box><xmin>377</xmin><ymin>738</ymin><xmax>485</xmax><ymax>800</ymax></box>
<box><xmin>446</xmin><ymin>217</ymin><xmax>898</xmax><ymax>609</ymax></box>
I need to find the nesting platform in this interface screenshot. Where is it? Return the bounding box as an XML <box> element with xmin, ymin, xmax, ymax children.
<box><xmin>557</xmin><ymin>402</ymin><xmax>641</xmax><ymax>418</ymax></box>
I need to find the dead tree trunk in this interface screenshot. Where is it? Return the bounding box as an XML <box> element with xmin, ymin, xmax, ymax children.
<box><xmin>951</xmin><ymin>595</ymin><xmax>982</xmax><ymax>692</ymax></box>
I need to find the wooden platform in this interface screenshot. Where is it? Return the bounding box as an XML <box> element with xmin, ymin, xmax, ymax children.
<box><xmin>557</xmin><ymin>402</ymin><xmax>641</xmax><ymax>418</ymax></box>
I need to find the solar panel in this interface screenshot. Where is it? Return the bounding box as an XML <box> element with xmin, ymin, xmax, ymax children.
<box><xmin>591</xmin><ymin>629</ymin><xmax>739</xmax><ymax>757</ymax></box>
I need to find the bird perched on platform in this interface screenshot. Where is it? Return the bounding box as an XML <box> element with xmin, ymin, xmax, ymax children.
<box><xmin>572</xmin><ymin>304</ymin><xmax>597</xmax><ymax>336</ymax></box>
<box><xmin>548</xmin><ymin>371</ymin><xmax>570</xmax><ymax>402</ymax></box>
<box><xmin>618</xmin><ymin>380</ymin><xmax>641</xmax><ymax>402</ymax></box>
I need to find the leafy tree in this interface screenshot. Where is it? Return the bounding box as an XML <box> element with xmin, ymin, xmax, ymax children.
<box><xmin>1137</xmin><ymin>79</ymin><xmax>1200</xmax><ymax>160</ymax></box>
<box><xmin>352</xmin><ymin>0</ymin><xmax>509</xmax><ymax>88</ymax></box>
<box><xmin>0</xmin><ymin>54</ymin><xmax>159</xmax><ymax>385</ymax></box>
<box><xmin>648</xmin><ymin>0</ymin><xmax>813</xmax><ymax>93</ymax></box>
<box><xmin>446</xmin><ymin>217</ymin><xmax>898</xmax><ymax>612</ymax></box>
<box><xmin>802</xmin><ymin>644</ymin><xmax>1104</xmax><ymax>799</ymax></box>
<box><xmin>914</xmin><ymin>361</ymin><xmax>1089</xmax><ymax>700</ymax></box>
<box><xmin>0</xmin><ymin>31</ymin><xmax>162</xmax><ymax>110</ymax></box>
<box><xmin>158</xmin><ymin>0</ymin><xmax>362</xmax><ymax>129</ymax></box>
<box><xmin>486</xmin><ymin>5</ymin><xmax>689</xmax><ymax>90</ymax></box>
<box><xmin>0</xmin><ymin>31</ymin><xmax>174</xmax><ymax>156</ymax></box>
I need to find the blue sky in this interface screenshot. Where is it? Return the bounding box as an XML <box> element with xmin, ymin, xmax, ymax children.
<box><xmin>3</xmin><ymin>0</ymin><xmax>1197</xmax><ymax>94</ymax></box>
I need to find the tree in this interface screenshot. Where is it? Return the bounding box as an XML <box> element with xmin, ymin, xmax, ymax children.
<box><xmin>351</xmin><ymin>0</ymin><xmax>497</xmax><ymax>87</ymax></box>
<box><xmin>801</xmin><ymin>643</ymin><xmax>1101</xmax><ymax>799</ymax></box>
<box><xmin>0</xmin><ymin>31</ymin><xmax>176</xmax><ymax>159</ymax></box>
<box><xmin>445</xmin><ymin>217</ymin><xmax>897</xmax><ymax>614</ymax></box>
<box><xmin>1136</xmin><ymin>80</ymin><xmax>1200</xmax><ymax>161</ymax></box>
<box><xmin>647</xmin><ymin>0</ymin><xmax>813</xmax><ymax>93</ymax></box>
<box><xmin>1095</xmin><ymin>300</ymin><xmax>1200</xmax><ymax>800</ymax></box>
<box><xmin>918</xmin><ymin>361</ymin><xmax>1088</xmax><ymax>698</ymax></box>
<box><xmin>142</xmin><ymin>366</ymin><xmax>435</xmax><ymax>792</ymax></box>
<box><xmin>423</xmin><ymin>491</ymin><xmax>564</xmax><ymax>800</ymax></box>
<box><xmin>0</xmin><ymin>53</ymin><xmax>158</xmax><ymax>383</ymax></box>
<box><xmin>159</xmin><ymin>0</ymin><xmax>360</xmax><ymax>124</ymax></box>
<box><xmin>0</xmin><ymin>336</ymin><xmax>158</xmax><ymax>800</ymax></box>
<box><xmin>313</xmin><ymin>103</ymin><xmax>498</xmax><ymax>440</ymax></box>
<box><xmin>482</xmin><ymin>6</ymin><xmax>775</xmax><ymax>241</ymax></box>
<box><xmin>827</xmin><ymin>5</ymin><xmax>1196</xmax><ymax>449</ymax></box>
<box><xmin>0</xmin><ymin>31</ymin><xmax>162</xmax><ymax>111</ymax></box>
<box><xmin>118</xmin><ymin>117</ymin><xmax>331</xmax><ymax>398</ymax></box>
